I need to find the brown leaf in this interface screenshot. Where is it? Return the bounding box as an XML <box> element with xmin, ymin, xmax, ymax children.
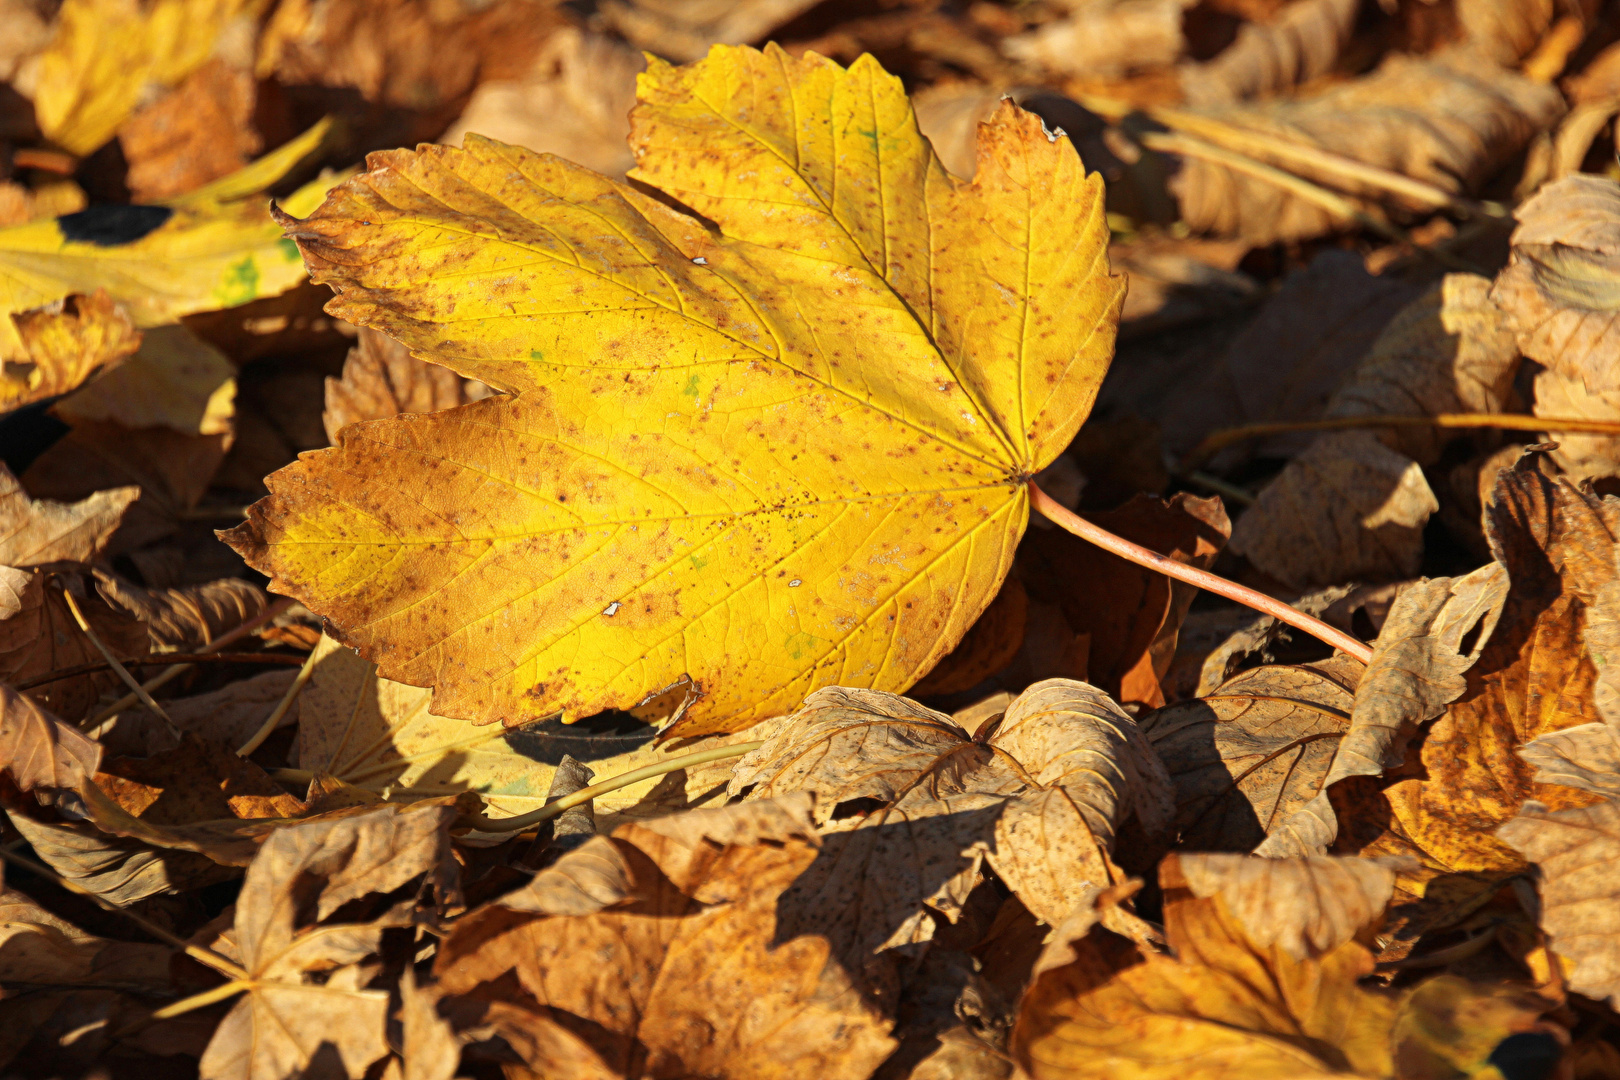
<box><xmin>94</xmin><ymin>733</ymin><xmax>308</xmax><ymax>825</ymax></box>
<box><xmin>1140</xmin><ymin>653</ymin><xmax>1363</xmax><ymax>852</ymax></box>
<box><xmin>1498</xmin><ymin>797</ymin><xmax>1620</xmax><ymax>1008</ymax></box>
<box><xmin>323</xmin><ymin>327</ymin><xmax>491</xmax><ymax>444</ymax></box>
<box><xmin>1458</xmin><ymin>0</ymin><xmax>1600</xmax><ymax>65</ymax></box>
<box><xmin>1002</xmin><ymin>0</ymin><xmax>1191</xmax><ymax>81</ymax></box>
<box><xmin>1170</xmin><ymin>48</ymin><xmax>1563</xmax><ymax>245</ymax></box>
<box><xmin>1255</xmin><ymin>564</ymin><xmax>1509</xmax><ymax>857</ymax></box>
<box><xmin>199</xmin><ymin>803</ymin><xmax>462</xmax><ymax>1080</ymax></box>
<box><xmin>54</xmin><ymin>322</ymin><xmax>236</xmax><ymax>438</ymax></box>
<box><xmin>0</xmin><ymin>572</ymin><xmax>150</xmax><ymax>721</ymax></box>
<box><xmin>1</xmin><ymin>291</ymin><xmax>141</xmax><ymax>402</ymax></box>
<box><xmin>730</xmin><ymin>680</ymin><xmax>1173</xmax><ymax>931</ymax></box>
<box><xmin>1524</xmin><ymin>366</ymin><xmax>1620</xmax><ymax>483</ymax></box>
<box><xmin>118</xmin><ymin>59</ymin><xmax>261</xmax><ymax>202</ymax></box>
<box><xmin>433</xmin><ymin>798</ymin><xmax>897</xmax><ymax>1079</ymax></box>
<box><xmin>1179</xmin><ymin>0</ymin><xmax>1359</xmax><ymax>105</ymax></box>
<box><xmin>498</xmin><ymin>833</ymin><xmax>632</xmax><ymax>916</ymax></box>
<box><xmin>438</xmin><ymin>27</ymin><xmax>644</xmax><ymax>180</ymax></box>
<box><xmin>5</xmin><ymin>810</ymin><xmax>236</xmax><ymax>905</ymax></box>
<box><xmin>1020</xmin><ymin>493</ymin><xmax>1231</xmax><ymax>708</ymax></box>
<box><xmin>0</xmin><ymin>883</ymin><xmax>173</xmax><ymax>990</ymax></box>
<box><xmin>0</xmin><ymin>462</ymin><xmax>138</xmax><ymax>568</ymax></box>
<box><xmin>397</xmin><ymin>968</ymin><xmax>460</xmax><ymax>1080</ymax></box>
<box><xmin>599</xmin><ymin>0</ymin><xmax>823</xmax><ymax>62</ymax></box>
<box><xmin>93</xmin><ymin>569</ymin><xmax>267</xmax><ymax>652</ymax></box>
<box><xmin>98</xmin><ymin>668</ymin><xmax>299</xmax><ymax>758</ymax></box>
<box><xmin>1229</xmin><ymin>430</ymin><xmax>1440</xmax><ymax>589</ymax></box>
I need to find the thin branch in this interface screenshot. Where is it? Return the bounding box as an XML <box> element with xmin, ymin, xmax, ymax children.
<box><xmin>237</xmin><ymin>647</ymin><xmax>320</xmax><ymax>756</ymax></box>
<box><xmin>456</xmin><ymin>741</ymin><xmax>765</xmax><ymax>834</ymax></box>
<box><xmin>1183</xmin><ymin>412</ymin><xmax>1620</xmax><ymax>468</ymax></box>
<box><xmin>59</xmin><ymin>586</ymin><xmax>177</xmax><ymax>733</ymax></box>
<box><xmin>1028</xmin><ymin>482</ymin><xmax>1374</xmax><ymax>664</ymax></box>
<box><xmin>18</xmin><ymin>653</ymin><xmax>305</xmax><ymax>691</ymax></box>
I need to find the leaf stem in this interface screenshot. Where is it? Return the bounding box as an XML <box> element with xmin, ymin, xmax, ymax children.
<box><xmin>1027</xmin><ymin>482</ymin><xmax>1373</xmax><ymax>664</ymax></box>
<box><xmin>456</xmin><ymin>741</ymin><xmax>764</xmax><ymax>834</ymax></box>
<box><xmin>1183</xmin><ymin>412</ymin><xmax>1620</xmax><ymax>468</ymax></box>
<box><xmin>148</xmin><ymin>979</ymin><xmax>251</xmax><ymax>1019</ymax></box>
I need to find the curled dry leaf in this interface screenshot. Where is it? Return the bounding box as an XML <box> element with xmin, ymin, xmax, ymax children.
<box><xmin>1012</xmin><ymin>851</ymin><xmax>1558</xmax><ymax>1080</ymax></box>
<box><xmin>55</xmin><ymin>322</ymin><xmax>237</xmax><ymax>437</ymax></box>
<box><xmin>439</xmin><ymin>27</ymin><xmax>645</xmax><ymax>180</ymax></box>
<box><xmin>434</xmin><ymin>798</ymin><xmax>897</xmax><ymax>1080</ymax></box>
<box><xmin>227</xmin><ymin>45</ymin><xmax>1123</xmax><ymax>735</ymax></box>
<box><xmin>396</xmin><ymin>968</ymin><xmax>459</xmax><ymax>1080</ymax></box>
<box><xmin>0</xmin><ymin>462</ymin><xmax>137</xmax><ymax>568</ymax></box>
<box><xmin>117</xmin><ymin>58</ymin><xmax>260</xmax><ymax>203</ymax></box>
<box><xmin>729</xmin><ymin>680</ymin><xmax>1172</xmax><ymax>931</ymax></box>
<box><xmin>1169</xmin><ymin>49</ymin><xmax>1563</xmax><ymax>245</ymax></box>
<box><xmin>1179</xmin><ymin>0</ymin><xmax>1359</xmax><ymax>105</ymax></box>
<box><xmin>598</xmin><ymin>0</ymin><xmax>824</xmax><ymax>62</ymax></box>
<box><xmin>1255</xmin><ymin>561</ymin><xmax>1509</xmax><ymax>857</ymax></box>
<box><xmin>0</xmin><ymin>568</ymin><xmax>150</xmax><ymax>720</ymax></box>
<box><xmin>323</xmin><ymin>327</ymin><xmax>490</xmax><ymax>444</ymax></box>
<box><xmin>1458</xmin><ymin>0</ymin><xmax>1600</xmax><ymax>65</ymax></box>
<box><xmin>1</xmin><ymin>290</ymin><xmax>140</xmax><ymax>411</ymax></box>
<box><xmin>1002</xmin><ymin>0</ymin><xmax>1192</xmax><ymax>81</ymax></box>
<box><xmin>1140</xmin><ymin>653</ymin><xmax>1363</xmax><ymax>853</ymax></box>
<box><xmin>5</xmin><ymin>811</ymin><xmax>236</xmax><ymax>905</ymax></box>
<box><xmin>199</xmin><ymin>803</ymin><xmax>460</xmax><ymax>1080</ymax></box>
<box><xmin>93</xmin><ymin>570</ymin><xmax>266</xmax><ymax>651</ymax></box>
<box><xmin>1498</xmin><ymin>797</ymin><xmax>1620</xmax><ymax>1009</ymax></box>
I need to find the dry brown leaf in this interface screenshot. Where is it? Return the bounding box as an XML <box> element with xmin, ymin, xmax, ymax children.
<box><xmin>730</xmin><ymin>680</ymin><xmax>1173</xmax><ymax>930</ymax></box>
<box><xmin>0</xmin><ymin>462</ymin><xmax>137</xmax><ymax>568</ymax></box>
<box><xmin>54</xmin><ymin>323</ymin><xmax>236</xmax><ymax>438</ymax></box>
<box><xmin>1019</xmin><ymin>493</ymin><xmax>1230</xmax><ymax>708</ymax></box>
<box><xmin>1179</xmin><ymin>0</ymin><xmax>1360</xmax><ymax>105</ymax></box>
<box><xmin>198</xmin><ymin>803</ymin><xmax>460</xmax><ymax>1080</ymax></box>
<box><xmin>92</xmin><ymin>569</ymin><xmax>267</xmax><ymax>652</ymax></box>
<box><xmin>1140</xmin><ymin>653</ymin><xmax>1363</xmax><ymax>852</ymax></box>
<box><xmin>1</xmin><ymin>291</ymin><xmax>141</xmax><ymax>412</ymax></box>
<box><xmin>5</xmin><ymin>810</ymin><xmax>236</xmax><ymax>904</ymax></box>
<box><xmin>1229</xmin><ymin>430</ymin><xmax>1441</xmax><ymax>589</ymax></box>
<box><xmin>498</xmin><ymin>833</ymin><xmax>633</xmax><ymax>916</ymax></box>
<box><xmin>118</xmin><ymin>58</ymin><xmax>261</xmax><ymax>203</ymax></box>
<box><xmin>1525</xmin><ymin>366</ymin><xmax>1620</xmax><ymax>482</ymax></box>
<box><xmin>396</xmin><ymin>968</ymin><xmax>460</xmax><ymax>1080</ymax></box>
<box><xmin>1498</xmin><ymin>797</ymin><xmax>1620</xmax><ymax>1008</ymax></box>
<box><xmin>1458</xmin><ymin>0</ymin><xmax>1599</xmax><ymax>65</ymax></box>
<box><xmin>0</xmin><ymin>683</ymin><xmax>100</xmax><ymax>803</ymax></box>
<box><xmin>1170</xmin><ymin>48</ymin><xmax>1564</xmax><ymax>244</ymax></box>
<box><xmin>433</xmin><ymin>798</ymin><xmax>897</xmax><ymax>1079</ymax></box>
<box><xmin>439</xmin><ymin>27</ymin><xmax>644</xmax><ymax>180</ymax></box>
<box><xmin>0</xmin><ymin>883</ymin><xmax>173</xmax><ymax>990</ymax></box>
<box><xmin>599</xmin><ymin>0</ymin><xmax>824</xmax><ymax>62</ymax></box>
<box><xmin>0</xmin><ymin>569</ymin><xmax>151</xmax><ymax>720</ymax></box>
<box><xmin>1011</xmin><ymin>851</ymin><xmax>1558</xmax><ymax>1079</ymax></box>
<box><xmin>1002</xmin><ymin>0</ymin><xmax>1192</xmax><ymax>80</ymax></box>
<box><xmin>94</xmin><ymin>733</ymin><xmax>308</xmax><ymax>825</ymax></box>
<box><xmin>257</xmin><ymin>0</ymin><xmax>563</xmax><ymax>110</ymax></box>
<box><xmin>0</xmin><ymin>180</ymin><xmax>88</xmax><ymax>228</ymax></box>
<box><xmin>323</xmin><ymin>327</ymin><xmax>490</xmax><ymax>444</ymax></box>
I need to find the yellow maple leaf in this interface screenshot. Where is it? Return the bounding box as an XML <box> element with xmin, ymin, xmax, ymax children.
<box><xmin>225</xmin><ymin>44</ymin><xmax>1123</xmax><ymax>735</ymax></box>
<box><xmin>0</xmin><ymin>120</ymin><xmax>336</xmax><ymax>362</ymax></box>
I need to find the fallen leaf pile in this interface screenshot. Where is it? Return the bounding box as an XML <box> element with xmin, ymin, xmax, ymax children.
<box><xmin>0</xmin><ymin>1</ymin><xmax>1619</xmax><ymax>1077</ymax></box>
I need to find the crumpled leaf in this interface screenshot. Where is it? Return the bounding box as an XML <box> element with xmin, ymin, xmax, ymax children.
<box><xmin>1498</xmin><ymin>797</ymin><xmax>1620</xmax><ymax>1009</ymax></box>
<box><xmin>432</xmin><ymin>797</ymin><xmax>896</xmax><ymax>1080</ymax></box>
<box><xmin>226</xmin><ymin>45</ymin><xmax>1123</xmax><ymax>735</ymax></box>
<box><xmin>1458</xmin><ymin>0</ymin><xmax>1600</xmax><ymax>65</ymax></box>
<box><xmin>30</xmin><ymin>0</ymin><xmax>266</xmax><ymax>156</ymax></box>
<box><xmin>0</xmin><ymin>567</ymin><xmax>150</xmax><ymax>719</ymax></box>
<box><xmin>439</xmin><ymin>26</ymin><xmax>644</xmax><ymax>179</ymax></box>
<box><xmin>323</xmin><ymin>327</ymin><xmax>489</xmax><ymax>444</ymax></box>
<box><xmin>1255</xmin><ymin>563</ymin><xmax>1509</xmax><ymax>857</ymax></box>
<box><xmin>1170</xmin><ymin>48</ymin><xmax>1564</xmax><ymax>245</ymax></box>
<box><xmin>93</xmin><ymin>569</ymin><xmax>266</xmax><ymax>651</ymax></box>
<box><xmin>395</xmin><ymin>968</ymin><xmax>460</xmax><ymax>1080</ymax></box>
<box><xmin>0</xmin><ymin>884</ymin><xmax>173</xmax><ymax>989</ymax></box>
<box><xmin>118</xmin><ymin>58</ymin><xmax>261</xmax><ymax>203</ymax></box>
<box><xmin>729</xmin><ymin>679</ymin><xmax>1173</xmax><ymax>933</ymax></box>
<box><xmin>599</xmin><ymin>0</ymin><xmax>823</xmax><ymax>62</ymax></box>
<box><xmin>1011</xmin><ymin>851</ymin><xmax>1558</xmax><ymax>1080</ymax></box>
<box><xmin>5</xmin><ymin>811</ymin><xmax>236</xmax><ymax>905</ymax></box>
<box><xmin>1179</xmin><ymin>0</ymin><xmax>1359</xmax><ymax>105</ymax></box>
<box><xmin>198</xmin><ymin>802</ymin><xmax>460</xmax><ymax>1080</ymax></box>
<box><xmin>0</xmin><ymin>123</ymin><xmax>336</xmax><ymax>362</ymax></box>
<box><xmin>55</xmin><ymin>322</ymin><xmax>236</xmax><ymax>437</ymax></box>
<box><xmin>1002</xmin><ymin>0</ymin><xmax>1192</xmax><ymax>80</ymax></box>
<box><xmin>1</xmin><ymin>289</ymin><xmax>141</xmax><ymax>413</ymax></box>
<box><xmin>1140</xmin><ymin>653</ymin><xmax>1363</xmax><ymax>852</ymax></box>
<box><xmin>0</xmin><ymin>462</ymin><xmax>137</xmax><ymax>568</ymax></box>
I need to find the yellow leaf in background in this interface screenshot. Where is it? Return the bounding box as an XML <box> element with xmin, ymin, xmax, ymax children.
<box><xmin>0</xmin><ymin>289</ymin><xmax>140</xmax><ymax>414</ymax></box>
<box><xmin>0</xmin><ymin>120</ymin><xmax>337</xmax><ymax>362</ymax></box>
<box><xmin>54</xmin><ymin>323</ymin><xmax>236</xmax><ymax>436</ymax></box>
<box><xmin>226</xmin><ymin>44</ymin><xmax>1123</xmax><ymax>735</ymax></box>
<box><xmin>31</xmin><ymin>0</ymin><xmax>271</xmax><ymax>156</ymax></box>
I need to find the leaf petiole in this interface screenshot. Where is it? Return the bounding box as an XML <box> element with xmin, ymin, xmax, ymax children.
<box><xmin>1028</xmin><ymin>482</ymin><xmax>1373</xmax><ymax>664</ymax></box>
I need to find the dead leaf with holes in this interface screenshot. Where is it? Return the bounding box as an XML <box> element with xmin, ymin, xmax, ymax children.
<box><xmin>225</xmin><ymin>44</ymin><xmax>1123</xmax><ymax>736</ymax></box>
<box><xmin>432</xmin><ymin>795</ymin><xmax>898</xmax><ymax>1080</ymax></box>
<box><xmin>729</xmin><ymin>679</ymin><xmax>1173</xmax><ymax>938</ymax></box>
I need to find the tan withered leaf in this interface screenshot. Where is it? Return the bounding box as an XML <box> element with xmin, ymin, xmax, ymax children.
<box><xmin>54</xmin><ymin>322</ymin><xmax>237</xmax><ymax>438</ymax></box>
<box><xmin>1139</xmin><ymin>654</ymin><xmax>1362</xmax><ymax>852</ymax></box>
<box><xmin>1178</xmin><ymin>0</ymin><xmax>1359</xmax><ymax>105</ymax></box>
<box><xmin>1498</xmin><ymin>797</ymin><xmax>1620</xmax><ymax>1008</ymax></box>
<box><xmin>0</xmin><ymin>571</ymin><xmax>150</xmax><ymax>720</ymax></box>
<box><xmin>92</xmin><ymin>569</ymin><xmax>266</xmax><ymax>652</ymax></box>
<box><xmin>199</xmin><ymin>803</ymin><xmax>462</xmax><ymax>1080</ymax></box>
<box><xmin>0</xmin><ymin>462</ymin><xmax>138</xmax><ymax>568</ymax></box>
<box><xmin>1</xmin><ymin>291</ymin><xmax>142</xmax><ymax>414</ymax></box>
<box><xmin>498</xmin><ymin>832</ymin><xmax>633</xmax><ymax>916</ymax></box>
<box><xmin>1002</xmin><ymin>0</ymin><xmax>1191</xmax><ymax>81</ymax></box>
<box><xmin>599</xmin><ymin>0</ymin><xmax>822</xmax><ymax>62</ymax></box>
<box><xmin>730</xmin><ymin>680</ymin><xmax>1173</xmax><ymax>931</ymax></box>
<box><xmin>4</xmin><ymin>812</ymin><xmax>234</xmax><ymax>906</ymax></box>
<box><xmin>1011</xmin><ymin>852</ymin><xmax>1556</xmax><ymax>1079</ymax></box>
<box><xmin>0</xmin><ymin>884</ymin><xmax>172</xmax><ymax>991</ymax></box>
<box><xmin>1255</xmin><ymin>562</ymin><xmax>1509</xmax><ymax>858</ymax></box>
<box><xmin>1491</xmin><ymin>174</ymin><xmax>1620</xmax><ymax>391</ymax></box>
<box><xmin>433</xmin><ymin>798</ymin><xmax>896</xmax><ymax>1080</ymax></box>
<box><xmin>395</xmin><ymin>968</ymin><xmax>460</xmax><ymax>1080</ymax></box>
<box><xmin>323</xmin><ymin>327</ymin><xmax>489</xmax><ymax>444</ymax></box>
<box><xmin>118</xmin><ymin>58</ymin><xmax>261</xmax><ymax>204</ymax></box>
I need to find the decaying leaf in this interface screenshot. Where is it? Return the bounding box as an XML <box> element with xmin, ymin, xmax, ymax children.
<box><xmin>0</xmin><ymin>462</ymin><xmax>137</xmax><ymax>568</ymax></box>
<box><xmin>1499</xmin><ymin>797</ymin><xmax>1620</xmax><ymax>1008</ymax></box>
<box><xmin>0</xmin><ymin>568</ymin><xmax>151</xmax><ymax>719</ymax></box>
<box><xmin>599</xmin><ymin>0</ymin><xmax>823</xmax><ymax>62</ymax></box>
<box><xmin>1002</xmin><ymin>0</ymin><xmax>1192</xmax><ymax>81</ymax></box>
<box><xmin>94</xmin><ymin>570</ymin><xmax>266</xmax><ymax>651</ymax></box>
<box><xmin>323</xmin><ymin>327</ymin><xmax>489</xmax><ymax>444</ymax></box>
<box><xmin>1011</xmin><ymin>851</ymin><xmax>1558</xmax><ymax>1079</ymax></box>
<box><xmin>0</xmin><ymin>884</ymin><xmax>173</xmax><ymax>990</ymax></box>
<box><xmin>227</xmin><ymin>45</ymin><xmax>1123</xmax><ymax>734</ymax></box>
<box><xmin>1</xmin><ymin>290</ymin><xmax>141</xmax><ymax>413</ymax></box>
<box><xmin>1179</xmin><ymin>0</ymin><xmax>1360</xmax><ymax>105</ymax></box>
<box><xmin>54</xmin><ymin>322</ymin><xmax>237</xmax><ymax>437</ymax></box>
<box><xmin>433</xmin><ymin>797</ymin><xmax>896</xmax><ymax>1080</ymax></box>
<box><xmin>730</xmin><ymin>680</ymin><xmax>1172</xmax><ymax>931</ymax></box>
<box><xmin>1141</xmin><ymin>654</ymin><xmax>1362</xmax><ymax>852</ymax></box>
<box><xmin>117</xmin><ymin>58</ymin><xmax>261</xmax><ymax>203</ymax></box>
<box><xmin>498</xmin><ymin>832</ymin><xmax>633</xmax><ymax>916</ymax></box>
